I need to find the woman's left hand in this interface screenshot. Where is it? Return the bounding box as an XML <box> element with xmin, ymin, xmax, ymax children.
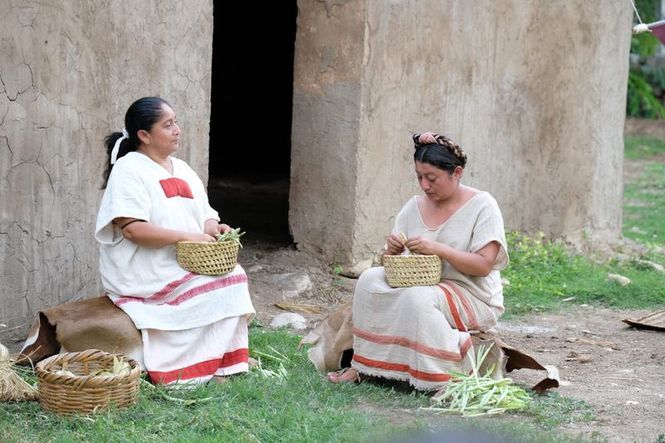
<box><xmin>405</xmin><ymin>236</ymin><xmax>439</xmax><ymax>255</ymax></box>
<box><xmin>203</xmin><ymin>219</ymin><xmax>227</xmax><ymax>237</ymax></box>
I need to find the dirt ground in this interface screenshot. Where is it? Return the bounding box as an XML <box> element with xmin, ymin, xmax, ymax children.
<box><xmin>240</xmin><ymin>242</ymin><xmax>664</xmax><ymax>443</ymax></box>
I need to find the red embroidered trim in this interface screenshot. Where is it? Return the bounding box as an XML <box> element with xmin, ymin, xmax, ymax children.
<box><xmin>148</xmin><ymin>348</ymin><xmax>249</xmax><ymax>384</ymax></box>
<box><xmin>352</xmin><ymin>354</ymin><xmax>452</xmax><ymax>382</ymax></box>
<box><xmin>353</xmin><ymin>326</ymin><xmax>465</xmax><ymax>362</ymax></box>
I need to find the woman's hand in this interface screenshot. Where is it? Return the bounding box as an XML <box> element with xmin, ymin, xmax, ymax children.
<box><xmin>203</xmin><ymin>220</ymin><xmax>233</xmax><ymax>238</ymax></box>
<box><xmin>386</xmin><ymin>233</ymin><xmax>406</xmax><ymax>255</ymax></box>
<box><xmin>405</xmin><ymin>236</ymin><xmax>439</xmax><ymax>255</ymax></box>
<box><xmin>186</xmin><ymin>232</ymin><xmax>217</xmax><ymax>242</ymax></box>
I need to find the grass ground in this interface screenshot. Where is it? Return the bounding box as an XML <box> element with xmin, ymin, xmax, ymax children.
<box><xmin>1</xmin><ymin>136</ymin><xmax>663</xmax><ymax>442</ymax></box>
<box><xmin>0</xmin><ymin>329</ymin><xmax>599</xmax><ymax>443</ymax></box>
<box><xmin>623</xmin><ymin>136</ymin><xmax>665</xmax><ymax>246</ymax></box>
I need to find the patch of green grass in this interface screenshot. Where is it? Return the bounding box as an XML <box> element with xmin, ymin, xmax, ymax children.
<box><xmin>623</xmin><ymin>136</ymin><xmax>665</xmax><ymax>245</ymax></box>
<box><xmin>624</xmin><ymin>136</ymin><xmax>665</xmax><ymax>160</ymax></box>
<box><xmin>502</xmin><ymin>232</ymin><xmax>665</xmax><ymax>316</ymax></box>
<box><xmin>524</xmin><ymin>392</ymin><xmax>595</xmax><ymax>430</ymax></box>
<box><xmin>0</xmin><ymin>329</ymin><xmax>427</xmax><ymax>443</ymax></box>
<box><xmin>623</xmin><ymin>160</ymin><xmax>665</xmax><ymax>244</ymax></box>
<box><xmin>0</xmin><ymin>328</ymin><xmax>604</xmax><ymax>443</ymax></box>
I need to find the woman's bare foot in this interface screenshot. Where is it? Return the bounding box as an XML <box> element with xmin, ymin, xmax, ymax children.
<box><xmin>212</xmin><ymin>375</ymin><xmax>228</xmax><ymax>384</ymax></box>
<box><xmin>326</xmin><ymin>367</ymin><xmax>360</xmax><ymax>384</ymax></box>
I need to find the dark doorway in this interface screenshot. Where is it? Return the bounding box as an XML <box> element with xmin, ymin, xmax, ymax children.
<box><xmin>208</xmin><ymin>2</ymin><xmax>297</xmax><ymax>246</ymax></box>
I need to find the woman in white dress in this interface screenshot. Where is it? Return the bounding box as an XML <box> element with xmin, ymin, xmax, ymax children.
<box><xmin>328</xmin><ymin>132</ymin><xmax>508</xmax><ymax>390</ymax></box>
<box><xmin>96</xmin><ymin>97</ymin><xmax>255</xmax><ymax>384</ymax></box>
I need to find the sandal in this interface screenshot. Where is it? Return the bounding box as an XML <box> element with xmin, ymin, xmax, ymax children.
<box><xmin>327</xmin><ymin>367</ymin><xmax>361</xmax><ymax>384</ymax></box>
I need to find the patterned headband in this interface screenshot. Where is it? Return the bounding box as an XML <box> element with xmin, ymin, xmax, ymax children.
<box><xmin>412</xmin><ymin>132</ymin><xmax>467</xmax><ymax>166</ymax></box>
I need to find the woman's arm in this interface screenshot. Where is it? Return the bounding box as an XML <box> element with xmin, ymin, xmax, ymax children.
<box><xmin>114</xmin><ymin>217</ymin><xmax>215</xmax><ymax>248</ymax></box>
<box><xmin>405</xmin><ymin>237</ymin><xmax>501</xmax><ymax>277</ymax></box>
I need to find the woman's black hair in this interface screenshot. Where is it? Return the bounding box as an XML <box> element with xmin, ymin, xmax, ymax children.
<box><xmin>101</xmin><ymin>96</ymin><xmax>171</xmax><ymax>188</ymax></box>
<box><xmin>413</xmin><ymin>133</ymin><xmax>467</xmax><ymax>173</ymax></box>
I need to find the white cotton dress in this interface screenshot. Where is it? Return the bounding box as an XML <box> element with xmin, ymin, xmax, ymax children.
<box><xmin>95</xmin><ymin>152</ymin><xmax>255</xmax><ymax>384</ymax></box>
<box><xmin>351</xmin><ymin>192</ymin><xmax>508</xmax><ymax>390</ymax></box>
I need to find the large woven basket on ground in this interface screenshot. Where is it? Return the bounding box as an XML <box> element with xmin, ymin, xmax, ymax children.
<box><xmin>36</xmin><ymin>349</ymin><xmax>141</xmax><ymax>415</ymax></box>
<box><xmin>383</xmin><ymin>254</ymin><xmax>442</xmax><ymax>288</ymax></box>
<box><xmin>176</xmin><ymin>240</ymin><xmax>239</xmax><ymax>275</ymax></box>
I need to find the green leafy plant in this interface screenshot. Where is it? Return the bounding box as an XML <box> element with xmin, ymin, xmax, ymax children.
<box><xmin>627</xmin><ymin>69</ymin><xmax>665</xmax><ymax>118</ymax></box>
<box><xmin>627</xmin><ymin>0</ymin><xmax>665</xmax><ymax>119</ymax></box>
<box><xmin>425</xmin><ymin>344</ymin><xmax>531</xmax><ymax>417</ymax></box>
<box><xmin>215</xmin><ymin>227</ymin><xmax>245</xmax><ymax>247</ymax></box>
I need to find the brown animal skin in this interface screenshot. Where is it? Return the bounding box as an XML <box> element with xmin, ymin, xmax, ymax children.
<box><xmin>17</xmin><ymin>296</ymin><xmax>143</xmax><ymax>367</ymax></box>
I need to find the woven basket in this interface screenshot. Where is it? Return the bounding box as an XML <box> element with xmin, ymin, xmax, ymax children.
<box><xmin>176</xmin><ymin>240</ymin><xmax>239</xmax><ymax>275</ymax></box>
<box><xmin>383</xmin><ymin>254</ymin><xmax>442</xmax><ymax>288</ymax></box>
<box><xmin>36</xmin><ymin>349</ymin><xmax>141</xmax><ymax>415</ymax></box>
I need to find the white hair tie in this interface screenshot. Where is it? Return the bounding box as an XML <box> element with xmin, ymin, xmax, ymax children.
<box><xmin>110</xmin><ymin>128</ymin><xmax>130</xmax><ymax>164</ymax></box>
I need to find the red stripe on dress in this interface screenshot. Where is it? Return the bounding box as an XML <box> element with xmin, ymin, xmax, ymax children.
<box><xmin>438</xmin><ymin>284</ymin><xmax>467</xmax><ymax>332</ymax></box>
<box><xmin>459</xmin><ymin>336</ymin><xmax>472</xmax><ymax>358</ymax></box>
<box><xmin>114</xmin><ymin>273</ymin><xmax>197</xmax><ymax>306</ymax></box>
<box><xmin>219</xmin><ymin>348</ymin><xmax>249</xmax><ymax>368</ymax></box>
<box><xmin>167</xmin><ymin>273</ymin><xmax>248</xmax><ymax>306</ymax></box>
<box><xmin>352</xmin><ymin>354</ymin><xmax>452</xmax><ymax>383</ymax></box>
<box><xmin>114</xmin><ymin>272</ymin><xmax>247</xmax><ymax>306</ymax></box>
<box><xmin>159</xmin><ymin>177</ymin><xmax>194</xmax><ymax>199</ymax></box>
<box><xmin>352</xmin><ymin>327</ymin><xmax>464</xmax><ymax>362</ymax></box>
<box><xmin>149</xmin><ymin>272</ymin><xmax>198</xmax><ymax>302</ymax></box>
<box><xmin>445</xmin><ymin>281</ymin><xmax>479</xmax><ymax>330</ymax></box>
<box><xmin>148</xmin><ymin>348</ymin><xmax>249</xmax><ymax>384</ymax></box>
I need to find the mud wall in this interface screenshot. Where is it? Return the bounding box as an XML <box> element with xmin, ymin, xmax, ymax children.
<box><xmin>0</xmin><ymin>0</ymin><xmax>213</xmax><ymax>337</ymax></box>
<box><xmin>290</xmin><ymin>0</ymin><xmax>631</xmax><ymax>264</ymax></box>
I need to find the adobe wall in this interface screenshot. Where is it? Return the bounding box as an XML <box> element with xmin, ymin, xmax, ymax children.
<box><xmin>291</xmin><ymin>0</ymin><xmax>632</xmax><ymax>264</ymax></box>
<box><xmin>0</xmin><ymin>1</ymin><xmax>213</xmax><ymax>337</ymax></box>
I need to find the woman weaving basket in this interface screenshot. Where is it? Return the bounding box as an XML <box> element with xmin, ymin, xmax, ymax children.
<box><xmin>95</xmin><ymin>97</ymin><xmax>255</xmax><ymax>385</ymax></box>
<box><xmin>327</xmin><ymin>132</ymin><xmax>508</xmax><ymax>390</ymax></box>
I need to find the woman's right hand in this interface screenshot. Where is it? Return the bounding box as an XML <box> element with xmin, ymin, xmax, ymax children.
<box><xmin>386</xmin><ymin>233</ymin><xmax>406</xmax><ymax>255</ymax></box>
<box><xmin>185</xmin><ymin>232</ymin><xmax>216</xmax><ymax>242</ymax></box>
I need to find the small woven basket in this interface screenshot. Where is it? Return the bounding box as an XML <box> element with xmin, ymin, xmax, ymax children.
<box><xmin>36</xmin><ymin>349</ymin><xmax>141</xmax><ymax>415</ymax></box>
<box><xmin>176</xmin><ymin>240</ymin><xmax>239</xmax><ymax>275</ymax></box>
<box><xmin>383</xmin><ymin>254</ymin><xmax>442</xmax><ymax>288</ymax></box>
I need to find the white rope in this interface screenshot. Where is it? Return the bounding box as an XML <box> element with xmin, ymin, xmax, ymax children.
<box><xmin>630</xmin><ymin>0</ymin><xmax>644</xmax><ymax>25</ymax></box>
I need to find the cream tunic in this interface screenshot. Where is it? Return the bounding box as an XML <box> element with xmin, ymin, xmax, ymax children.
<box><xmin>392</xmin><ymin>192</ymin><xmax>508</xmax><ymax>311</ymax></box>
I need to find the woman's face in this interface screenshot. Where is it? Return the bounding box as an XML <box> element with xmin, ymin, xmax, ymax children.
<box><xmin>415</xmin><ymin>161</ymin><xmax>460</xmax><ymax>202</ymax></box>
<box><xmin>142</xmin><ymin>104</ymin><xmax>180</xmax><ymax>155</ymax></box>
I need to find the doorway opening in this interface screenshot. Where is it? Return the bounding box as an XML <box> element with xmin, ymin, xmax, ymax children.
<box><xmin>208</xmin><ymin>2</ymin><xmax>298</xmax><ymax>247</ymax></box>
